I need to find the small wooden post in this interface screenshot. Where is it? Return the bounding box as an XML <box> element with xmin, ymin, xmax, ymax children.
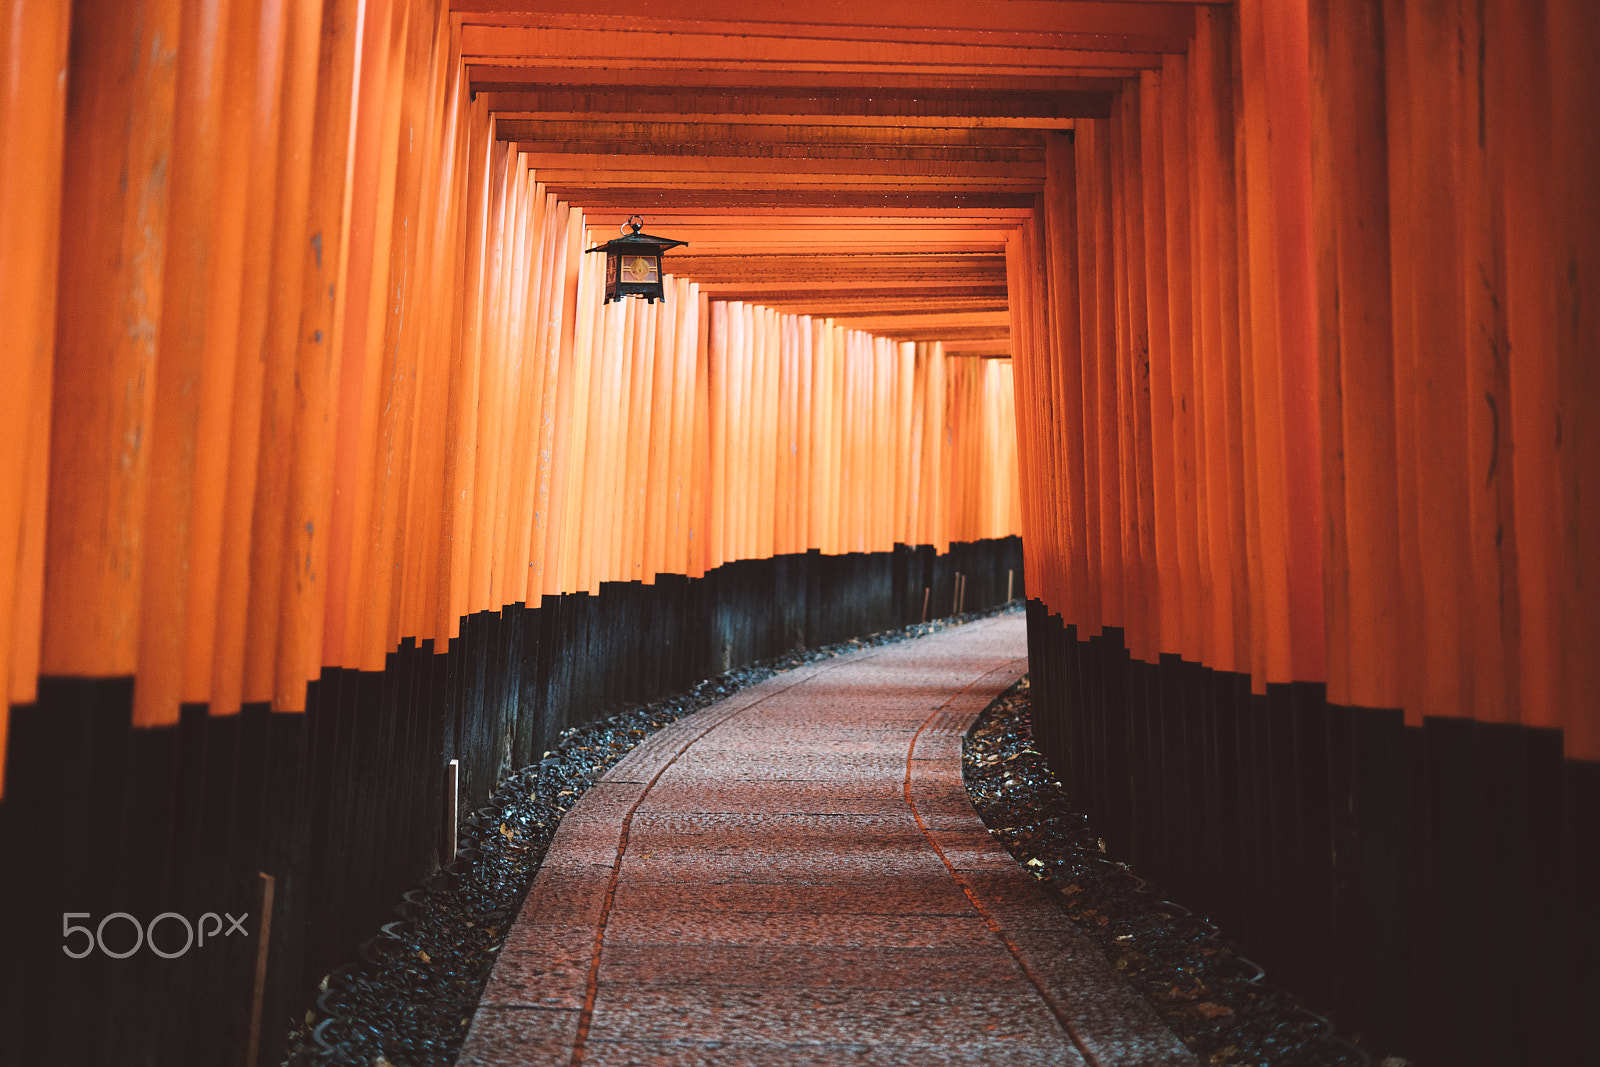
<box><xmin>245</xmin><ymin>872</ymin><xmax>276</xmax><ymax>1067</ymax></box>
<box><xmin>445</xmin><ymin>759</ymin><xmax>460</xmax><ymax>860</ymax></box>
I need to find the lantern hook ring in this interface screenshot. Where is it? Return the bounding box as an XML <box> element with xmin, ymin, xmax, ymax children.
<box><xmin>623</xmin><ymin>214</ymin><xmax>644</xmax><ymax>236</ymax></box>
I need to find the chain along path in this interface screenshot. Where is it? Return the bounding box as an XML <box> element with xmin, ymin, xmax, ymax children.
<box><xmin>458</xmin><ymin>612</ymin><xmax>1196</xmax><ymax>1066</ymax></box>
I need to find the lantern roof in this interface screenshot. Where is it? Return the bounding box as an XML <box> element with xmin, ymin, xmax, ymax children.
<box><xmin>586</xmin><ymin>215</ymin><xmax>687</xmax><ymax>256</ymax></box>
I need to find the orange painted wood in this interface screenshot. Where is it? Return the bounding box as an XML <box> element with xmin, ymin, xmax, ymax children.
<box><xmin>402</xmin><ymin>10</ymin><xmax>465</xmax><ymax>643</ymax></box>
<box><xmin>460</xmin><ymin>23</ymin><xmax>1163</xmax><ymax>81</ymax></box>
<box><xmin>604</xmin><ymin>269</ymin><xmax>629</xmax><ymax>583</ymax></box>
<box><xmin>241</xmin><ymin>0</ymin><xmax>326</xmax><ymax>703</ymax></box>
<box><xmin>868</xmin><ymin>338</ymin><xmax>889</xmax><ymax>551</ymax></box>
<box><xmin>177</xmin><ymin>0</ymin><xmax>259</xmax><ymax>707</ymax></box>
<box><xmin>1109</xmin><ymin>97</ymin><xmax>1138</xmax><ymax>652</ymax></box>
<box><xmin>508</xmin><ymin>170</ymin><xmax>543</xmax><ymax>592</ymax></box>
<box><xmin>642</xmin><ymin>282</ymin><xmax>676</xmax><ymax>582</ymax></box>
<box><xmin>1158</xmin><ymin>51</ymin><xmax>1202</xmax><ymax>665</ymax></box>
<box><xmin>1493</xmin><ymin>0</ymin><xmax>1559</xmax><ymax>734</ymax></box>
<box><xmin>739</xmin><ymin>303</ymin><xmax>760</xmax><ymax>559</ymax></box>
<box><xmin>771</xmin><ymin>314</ymin><xmax>792</xmax><ymax>555</ymax></box>
<box><xmin>1258</xmin><ymin>0</ymin><xmax>1324</xmax><ymax>686</ymax></box>
<box><xmin>1394</xmin><ymin>0</ymin><xmax>1473</xmax><ymax>721</ymax></box>
<box><xmin>809</xmin><ymin>319</ymin><xmax>831</xmax><ymax>554</ymax></box>
<box><xmin>1073</xmin><ymin>123</ymin><xmax>1106</xmax><ymax>637</ymax></box>
<box><xmin>839</xmin><ymin>331</ymin><xmax>858</xmax><ymax>553</ymax></box>
<box><xmin>688</xmin><ymin>289</ymin><xmax>712</xmax><ymax>578</ymax></box>
<box><xmin>908</xmin><ymin>342</ymin><xmax>930</xmax><ymax>548</ymax></box>
<box><xmin>994</xmin><ymin>359</ymin><xmax>1013</xmax><ymax>541</ymax></box>
<box><xmin>926</xmin><ymin>338</ymin><xmax>948</xmax><ymax>555</ymax></box>
<box><xmin>754</xmin><ymin>306</ymin><xmax>777</xmax><ymax>559</ymax></box>
<box><xmin>1210</xmin><ymin>7</ymin><xmax>1250</xmax><ymax>680</ymax></box>
<box><xmin>1090</xmin><ymin>116</ymin><xmax>1123</xmax><ymax>635</ymax></box>
<box><xmin>522</xmin><ymin>190</ymin><xmax>563</xmax><ymax>595</ymax></box>
<box><xmin>608</xmin><ymin>296</ymin><xmax>637</xmax><ymax>581</ymax></box>
<box><xmin>1308</xmin><ymin>0</ymin><xmax>1404</xmax><ymax>708</ymax></box>
<box><xmin>42</xmin><ymin>0</ymin><xmax>183</xmax><ymax>678</ymax></box>
<box><xmin>135</xmin><ymin>0</ymin><xmax>242</xmax><ymax>726</ymax></box>
<box><xmin>1547</xmin><ymin>0</ymin><xmax>1600</xmax><ymax>759</ymax></box>
<box><xmin>794</xmin><ymin>316</ymin><xmax>815</xmax><ymax>552</ymax></box>
<box><xmin>719</xmin><ymin>301</ymin><xmax>741</xmax><ymax>563</ymax></box>
<box><xmin>1003</xmin><ymin>229</ymin><xmax>1039</xmax><ymax>602</ymax></box>
<box><xmin>0</xmin><ymin>0</ymin><xmax>69</xmax><ymax>692</ymax></box>
<box><xmin>369</xmin><ymin>5</ymin><xmax>438</xmax><ymax>667</ymax></box>
<box><xmin>1381</xmin><ymin>0</ymin><xmax>1426</xmax><ymax>726</ymax></box>
<box><xmin>553</xmin><ymin>226</ymin><xmax>597</xmax><ymax>593</ymax></box>
<box><xmin>666</xmin><ymin>278</ymin><xmax>693</xmax><ymax>574</ymax></box>
<box><xmin>1115</xmin><ymin>85</ymin><xmax>1158</xmax><ymax>663</ymax></box>
<box><xmin>863</xmin><ymin>333</ymin><xmax>877</xmax><ymax>551</ymax></box>
<box><xmin>522</xmin><ymin>191</ymin><xmax>563</xmax><ymax>594</ymax></box>
<box><xmin>1022</xmin><ymin>169</ymin><xmax>1058</xmax><ymax>617</ymax></box>
<box><xmin>0</xmin><ymin>0</ymin><xmax>69</xmax><ymax>777</ymax></box>
<box><xmin>1234</xmin><ymin>0</ymin><xmax>1287</xmax><ymax>689</ymax></box>
<box><xmin>819</xmin><ymin>320</ymin><xmax>842</xmax><ymax>554</ymax></box>
<box><xmin>437</xmin><ymin>90</ymin><xmax>491</xmax><ymax>641</ymax></box>
<box><xmin>467</xmin><ymin>140</ymin><xmax>512</xmax><ymax>610</ymax></box>
<box><xmin>468</xmin><ymin>130</ymin><xmax>512</xmax><ymax>601</ymax></box>
<box><xmin>572</xmin><ymin>238</ymin><xmax>605</xmax><ymax>591</ymax></box>
<box><xmin>1138</xmin><ymin>70</ymin><xmax>1181</xmax><ymax>658</ymax></box>
<box><xmin>272</xmin><ymin>0</ymin><xmax>361</xmax><ymax>708</ymax></box>
<box><xmin>579</xmin><ymin>260</ymin><xmax>619</xmax><ymax>592</ymax></box>
<box><xmin>706</xmin><ymin>300</ymin><xmax>729</xmax><ymax>572</ymax></box>
<box><xmin>0</xmin><ymin>0</ymin><xmax>1048</xmax><ymax>749</ymax></box>
<box><xmin>326</xmin><ymin>0</ymin><xmax>405</xmax><ymax>666</ymax></box>
<box><xmin>727</xmin><ymin>301</ymin><xmax>750</xmax><ymax>562</ymax></box>
<box><xmin>755</xmin><ymin>306</ymin><xmax>775</xmax><ymax>557</ymax></box>
<box><xmin>667</xmin><ymin>277</ymin><xmax>699</xmax><ymax>576</ymax></box>
<box><xmin>1184</xmin><ymin>25</ymin><xmax>1215</xmax><ymax>669</ymax></box>
<box><xmin>540</xmin><ymin>207</ymin><xmax>586</xmax><ymax>597</ymax></box>
<box><xmin>893</xmin><ymin>341</ymin><xmax>915</xmax><ymax>545</ymax></box>
<box><xmin>1451</xmin><ymin>0</ymin><xmax>1519</xmax><ymax>726</ymax></box>
<box><xmin>10</xmin><ymin>339</ymin><xmax>51</xmax><ymax>705</ymax></box>
<box><xmin>1190</xmin><ymin>12</ymin><xmax>1241</xmax><ymax>674</ymax></box>
<box><xmin>833</xmin><ymin>328</ymin><xmax>851</xmax><ymax>553</ymax></box>
<box><xmin>210</xmin><ymin>0</ymin><xmax>289</xmax><ymax>715</ymax></box>
<box><xmin>787</xmin><ymin>317</ymin><xmax>808</xmax><ymax>554</ymax></box>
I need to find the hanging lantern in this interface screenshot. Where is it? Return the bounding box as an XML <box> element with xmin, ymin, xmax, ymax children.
<box><xmin>586</xmin><ymin>215</ymin><xmax>687</xmax><ymax>304</ymax></box>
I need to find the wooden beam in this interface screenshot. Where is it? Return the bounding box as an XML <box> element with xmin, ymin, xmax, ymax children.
<box><xmin>461</xmin><ymin>25</ymin><xmax>1167</xmax><ymax>74</ymax></box>
<box><xmin>552</xmin><ymin>189</ymin><xmax>1038</xmax><ymax>212</ymax></box>
<box><xmin>494</xmin><ymin>120</ymin><xmax>1050</xmax><ymax>147</ymax></box>
<box><xmin>451</xmin><ymin>0</ymin><xmax>1199</xmax><ymax>41</ymax></box>
<box><xmin>831</xmin><ymin>310</ymin><xmax>1012</xmax><ymax>328</ymax></box>
<box><xmin>457</xmin><ymin>12</ymin><xmax>1189</xmax><ymax>55</ymax></box>
<box><xmin>490</xmin><ymin>111</ymin><xmax>1081</xmax><ymax>131</ymax></box>
<box><xmin>509</xmin><ymin>142</ymin><xmax>1043</xmax><ymax>170</ymax></box>
<box><xmin>496</xmin><ymin>123</ymin><xmax>1048</xmax><ymax>156</ymax></box>
<box><xmin>674</xmin><ymin>248</ymin><xmax>1012</xmax><ymax>277</ymax></box>
<box><xmin>750</xmin><ymin>296</ymin><xmax>1009</xmax><ymax>314</ymax></box>
<box><xmin>470</xmin><ymin>70</ymin><xmax>1119</xmax><ymax>97</ymax></box>
<box><xmin>702</xmin><ymin>283</ymin><xmax>1007</xmax><ymax>297</ymax></box>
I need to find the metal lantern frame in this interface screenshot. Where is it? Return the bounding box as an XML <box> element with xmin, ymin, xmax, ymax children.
<box><xmin>586</xmin><ymin>214</ymin><xmax>687</xmax><ymax>304</ymax></box>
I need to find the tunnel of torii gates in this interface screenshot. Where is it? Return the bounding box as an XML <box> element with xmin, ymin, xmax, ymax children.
<box><xmin>0</xmin><ymin>0</ymin><xmax>1596</xmax><ymax>1064</ymax></box>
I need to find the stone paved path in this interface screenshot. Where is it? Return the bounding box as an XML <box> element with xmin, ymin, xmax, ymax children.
<box><xmin>460</xmin><ymin>612</ymin><xmax>1195</xmax><ymax>1066</ymax></box>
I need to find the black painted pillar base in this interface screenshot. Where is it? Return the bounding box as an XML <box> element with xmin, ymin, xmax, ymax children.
<box><xmin>1023</xmin><ymin>602</ymin><xmax>1599</xmax><ymax>1067</ymax></box>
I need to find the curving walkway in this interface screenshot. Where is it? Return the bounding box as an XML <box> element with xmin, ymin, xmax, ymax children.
<box><xmin>459</xmin><ymin>612</ymin><xmax>1195</xmax><ymax>1067</ymax></box>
